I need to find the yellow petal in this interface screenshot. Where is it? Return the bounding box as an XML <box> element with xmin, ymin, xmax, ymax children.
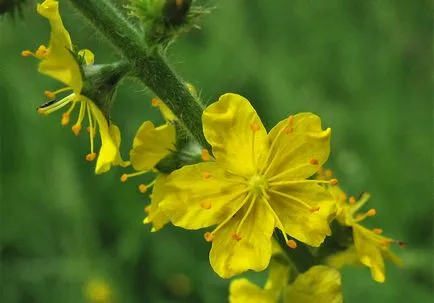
<box><xmin>209</xmin><ymin>199</ymin><xmax>274</xmax><ymax>278</ymax></box>
<box><xmin>284</xmin><ymin>266</ymin><xmax>343</xmax><ymax>303</ymax></box>
<box><xmin>268</xmin><ymin>183</ymin><xmax>335</xmax><ymax>247</ymax></box>
<box><xmin>78</xmin><ymin>49</ymin><xmax>95</xmax><ymax>65</ymax></box>
<box><xmin>109</xmin><ymin>124</ymin><xmax>130</xmax><ymax>168</ymax></box>
<box><xmin>326</xmin><ymin>246</ymin><xmax>361</xmax><ymax>269</ymax></box>
<box><xmin>203</xmin><ymin>93</ymin><xmax>269</xmax><ymax>178</ymax></box>
<box><xmin>85</xmin><ymin>99</ymin><xmax>117</xmax><ymax>174</ymax></box>
<box><xmin>144</xmin><ymin>174</ymin><xmax>170</xmax><ymax>232</ymax></box>
<box><xmin>160</xmin><ymin>162</ymin><xmax>247</xmax><ymax>230</ymax></box>
<box><xmin>264</xmin><ymin>259</ymin><xmax>290</xmax><ymax>297</ymax></box>
<box><xmin>266</xmin><ymin>113</ymin><xmax>331</xmax><ymax>181</ymax></box>
<box><xmin>353</xmin><ymin>224</ymin><xmax>386</xmax><ymax>283</ymax></box>
<box><xmin>229</xmin><ymin>279</ymin><xmax>275</xmax><ymax>303</ymax></box>
<box><xmin>130</xmin><ymin>121</ymin><xmax>176</xmax><ymax>171</ymax></box>
<box><xmin>37</xmin><ymin>0</ymin><xmax>83</xmax><ymax>93</ymax></box>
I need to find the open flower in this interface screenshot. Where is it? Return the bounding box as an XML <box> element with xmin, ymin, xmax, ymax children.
<box><xmin>319</xmin><ymin>171</ymin><xmax>403</xmax><ymax>283</ymax></box>
<box><xmin>160</xmin><ymin>93</ymin><xmax>336</xmax><ymax>278</ymax></box>
<box><xmin>22</xmin><ymin>0</ymin><xmax>125</xmax><ymax>174</ymax></box>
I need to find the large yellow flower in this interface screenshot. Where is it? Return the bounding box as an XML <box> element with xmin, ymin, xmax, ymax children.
<box><xmin>161</xmin><ymin>93</ymin><xmax>337</xmax><ymax>278</ymax></box>
<box><xmin>22</xmin><ymin>0</ymin><xmax>125</xmax><ymax>174</ymax></box>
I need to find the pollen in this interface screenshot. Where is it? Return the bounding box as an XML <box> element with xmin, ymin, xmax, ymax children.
<box><xmin>372</xmin><ymin>228</ymin><xmax>383</xmax><ymax>235</ymax></box>
<box><xmin>287</xmin><ymin>239</ymin><xmax>297</xmax><ymax>249</ymax></box>
<box><xmin>61</xmin><ymin>113</ymin><xmax>70</xmax><ymax>126</ymax></box>
<box><xmin>310</xmin><ymin>206</ymin><xmax>320</xmax><ymax>213</ymax></box>
<box><xmin>330</xmin><ymin>179</ymin><xmax>338</xmax><ymax>185</ymax></box>
<box><xmin>144</xmin><ymin>205</ymin><xmax>151</xmax><ymax>214</ymax></box>
<box><xmin>250</xmin><ymin>122</ymin><xmax>260</xmax><ymax>132</ymax></box>
<box><xmin>201</xmin><ymin>149</ymin><xmax>211</xmax><ymax>161</ymax></box>
<box><xmin>120</xmin><ymin>174</ymin><xmax>128</xmax><ymax>182</ymax></box>
<box><xmin>367</xmin><ymin>208</ymin><xmax>377</xmax><ymax>216</ymax></box>
<box><xmin>338</xmin><ymin>193</ymin><xmax>347</xmax><ymax>201</ymax></box>
<box><xmin>44</xmin><ymin>90</ymin><xmax>56</xmax><ymax>100</ymax></box>
<box><xmin>85</xmin><ymin>153</ymin><xmax>97</xmax><ymax>162</ymax></box>
<box><xmin>200</xmin><ymin>201</ymin><xmax>212</xmax><ymax>209</ymax></box>
<box><xmin>349</xmin><ymin>196</ymin><xmax>357</xmax><ymax>204</ymax></box>
<box><xmin>284</xmin><ymin>127</ymin><xmax>293</xmax><ymax>134</ymax></box>
<box><xmin>151</xmin><ymin>98</ymin><xmax>160</xmax><ymax>107</ymax></box>
<box><xmin>204</xmin><ymin>232</ymin><xmax>214</xmax><ymax>242</ymax></box>
<box><xmin>231</xmin><ymin>232</ymin><xmax>242</xmax><ymax>241</ymax></box>
<box><xmin>72</xmin><ymin>124</ymin><xmax>82</xmax><ymax>136</ymax></box>
<box><xmin>310</xmin><ymin>158</ymin><xmax>319</xmax><ymax>165</ymax></box>
<box><xmin>138</xmin><ymin>184</ymin><xmax>148</xmax><ymax>193</ymax></box>
<box><xmin>21</xmin><ymin>50</ymin><xmax>32</xmax><ymax>57</ymax></box>
<box><xmin>202</xmin><ymin>172</ymin><xmax>211</xmax><ymax>180</ymax></box>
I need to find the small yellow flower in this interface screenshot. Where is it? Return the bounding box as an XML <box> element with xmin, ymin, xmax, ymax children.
<box><xmin>161</xmin><ymin>93</ymin><xmax>336</xmax><ymax>278</ymax></box>
<box><xmin>23</xmin><ymin>0</ymin><xmax>126</xmax><ymax>174</ymax></box>
<box><xmin>320</xmin><ymin>171</ymin><xmax>403</xmax><ymax>283</ymax></box>
<box><xmin>84</xmin><ymin>278</ymin><xmax>112</xmax><ymax>303</ymax></box>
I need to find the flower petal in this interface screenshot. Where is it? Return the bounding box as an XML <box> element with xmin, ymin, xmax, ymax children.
<box><xmin>266</xmin><ymin>113</ymin><xmax>331</xmax><ymax>181</ymax></box>
<box><xmin>209</xmin><ymin>199</ymin><xmax>274</xmax><ymax>278</ymax></box>
<box><xmin>144</xmin><ymin>174</ymin><xmax>170</xmax><ymax>232</ymax></box>
<box><xmin>109</xmin><ymin>124</ymin><xmax>130</xmax><ymax>168</ymax></box>
<box><xmin>229</xmin><ymin>279</ymin><xmax>274</xmax><ymax>303</ymax></box>
<box><xmin>268</xmin><ymin>183</ymin><xmax>335</xmax><ymax>247</ymax></box>
<box><xmin>130</xmin><ymin>121</ymin><xmax>175</xmax><ymax>171</ymax></box>
<box><xmin>160</xmin><ymin>162</ymin><xmax>247</xmax><ymax>229</ymax></box>
<box><xmin>203</xmin><ymin>93</ymin><xmax>269</xmax><ymax>178</ymax></box>
<box><xmin>284</xmin><ymin>266</ymin><xmax>343</xmax><ymax>303</ymax></box>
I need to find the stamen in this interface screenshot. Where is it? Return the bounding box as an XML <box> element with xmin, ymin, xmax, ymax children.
<box><xmin>201</xmin><ymin>149</ymin><xmax>211</xmax><ymax>161</ymax></box>
<box><xmin>44</xmin><ymin>87</ymin><xmax>72</xmax><ymax>99</ymax></box>
<box><xmin>268</xmin><ymin>179</ymin><xmax>336</xmax><ymax>187</ymax></box>
<box><xmin>231</xmin><ymin>232</ymin><xmax>242</xmax><ymax>241</ymax></box>
<box><xmin>324</xmin><ymin>169</ymin><xmax>333</xmax><ymax>178</ymax></box>
<box><xmin>367</xmin><ymin>208</ymin><xmax>377</xmax><ymax>216</ymax></box>
<box><xmin>250</xmin><ymin>122</ymin><xmax>260</xmax><ymax>132</ymax></box>
<box><xmin>138</xmin><ymin>180</ymin><xmax>156</xmax><ymax>193</ymax></box>
<box><xmin>35</xmin><ymin>45</ymin><xmax>48</xmax><ymax>58</ymax></box>
<box><xmin>338</xmin><ymin>193</ymin><xmax>347</xmax><ymax>201</ymax></box>
<box><xmin>372</xmin><ymin>228</ymin><xmax>383</xmax><ymax>235</ymax></box>
<box><xmin>151</xmin><ymin>98</ymin><xmax>160</xmax><ymax>107</ymax></box>
<box><xmin>268</xmin><ymin>189</ymin><xmax>317</xmax><ymax>212</ymax></box>
<box><xmin>144</xmin><ymin>205</ymin><xmax>151</xmax><ymax>214</ymax></box>
<box><xmin>202</xmin><ymin>172</ymin><xmax>211</xmax><ymax>180</ymax></box>
<box><xmin>250</xmin><ymin>123</ymin><xmax>260</xmax><ymax>170</ymax></box>
<box><xmin>284</xmin><ymin>127</ymin><xmax>293</xmax><ymax>134</ymax></box>
<box><xmin>86</xmin><ymin>103</ymin><xmax>95</xmax><ymax>155</ymax></box>
<box><xmin>37</xmin><ymin>94</ymin><xmax>75</xmax><ymax>115</ymax></box>
<box><xmin>204</xmin><ymin>232</ymin><xmax>214</xmax><ymax>242</ymax></box>
<box><xmin>310</xmin><ymin>158</ymin><xmax>319</xmax><ymax>165</ymax></box>
<box><xmin>72</xmin><ymin>101</ymin><xmax>86</xmax><ymax>135</ymax></box>
<box><xmin>200</xmin><ymin>201</ymin><xmax>212</xmax><ymax>209</ymax></box>
<box><xmin>354</xmin><ymin>208</ymin><xmax>377</xmax><ymax>222</ymax></box>
<box><xmin>310</xmin><ymin>206</ymin><xmax>320</xmax><ymax>213</ymax></box>
<box><xmin>85</xmin><ymin>153</ymin><xmax>97</xmax><ymax>161</ymax></box>
<box><xmin>349</xmin><ymin>196</ymin><xmax>357</xmax><ymax>204</ymax></box>
<box><xmin>234</xmin><ymin>195</ymin><xmax>257</xmax><ymax>238</ymax></box>
<box><xmin>120</xmin><ymin>170</ymin><xmax>148</xmax><ymax>182</ymax></box>
<box><xmin>330</xmin><ymin>179</ymin><xmax>338</xmax><ymax>185</ymax></box>
<box><xmin>21</xmin><ymin>50</ymin><xmax>32</xmax><ymax>57</ymax></box>
<box><xmin>287</xmin><ymin>239</ymin><xmax>297</xmax><ymax>249</ymax></box>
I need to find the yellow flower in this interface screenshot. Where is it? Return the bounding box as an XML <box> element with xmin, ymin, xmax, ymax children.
<box><xmin>283</xmin><ymin>266</ymin><xmax>343</xmax><ymax>303</ymax></box>
<box><xmin>22</xmin><ymin>0</ymin><xmax>125</xmax><ymax>174</ymax></box>
<box><xmin>84</xmin><ymin>278</ymin><xmax>112</xmax><ymax>303</ymax></box>
<box><xmin>319</xmin><ymin>172</ymin><xmax>403</xmax><ymax>283</ymax></box>
<box><xmin>160</xmin><ymin>93</ymin><xmax>336</xmax><ymax>278</ymax></box>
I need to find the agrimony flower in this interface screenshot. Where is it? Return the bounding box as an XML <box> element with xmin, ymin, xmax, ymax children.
<box><xmin>161</xmin><ymin>93</ymin><xmax>336</xmax><ymax>278</ymax></box>
<box><xmin>22</xmin><ymin>0</ymin><xmax>125</xmax><ymax>174</ymax></box>
<box><xmin>84</xmin><ymin>278</ymin><xmax>112</xmax><ymax>303</ymax></box>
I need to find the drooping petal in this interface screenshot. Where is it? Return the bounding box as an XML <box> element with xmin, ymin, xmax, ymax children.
<box><xmin>209</xmin><ymin>199</ymin><xmax>274</xmax><ymax>278</ymax></box>
<box><xmin>326</xmin><ymin>246</ymin><xmax>362</xmax><ymax>269</ymax></box>
<box><xmin>130</xmin><ymin>121</ymin><xmax>176</xmax><ymax>171</ymax></box>
<box><xmin>202</xmin><ymin>93</ymin><xmax>269</xmax><ymax>178</ymax></box>
<box><xmin>144</xmin><ymin>174</ymin><xmax>170</xmax><ymax>232</ymax></box>
<box><xmin>86</xmin><ymin>99</ymin><xmax>117</xmax><ymax>174</ymax></box>
<box><xmin>265</xmin><ymin>113</ymin><xmax>331</xmax><ymax>181</ymax></box>
<box><xmin>109</xmin><ymin>124</ymin><xmax>130</xmax><ymax>168</ymax></box>
<box><xmin>229</xmin><ymin>279</ymin><xmax>275</xmax><ymax>303</ymax></box>
<box><xmin>284</xmin><ymin>266</ymin><xmax>343</xmax><ymax>303</ymax></box>
<box><xmin>352</xmin><ymin>224</ymin><xmax>386</xmax><ymax>283</ymax></box>
<box><xmin>37</xmin><ymin>0</ymin><xmax>83</xmax><ymax>93</ymax></box>
<box><xmin>160</xmin><ymin>162</ymin><xmax>247</xmax><ymax>230</ymax></box>
<box><xmin>268</xmin><ymin>183</ymin><xmax>335</xmax><ymax>247</ymax></box>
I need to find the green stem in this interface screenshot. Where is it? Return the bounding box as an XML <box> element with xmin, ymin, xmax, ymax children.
<box><xmin>68</xmin><ymin>0</ymin><xmax>210</xmax><ymax>150</ymax></box>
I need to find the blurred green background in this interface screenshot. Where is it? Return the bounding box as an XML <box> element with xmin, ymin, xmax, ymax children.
<box><xmin>1</xmin><ymin>0</ymin><xmax>432</xmax><ymax>302</ymax></box>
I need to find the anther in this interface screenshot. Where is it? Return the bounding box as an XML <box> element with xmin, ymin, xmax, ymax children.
<box><xmin>44</xmin><ymin>90</ymin><xmax>56</xmax><ymax>100</ymax></box>
<box><xmin>330</xmin><ymin>179</ymin><xmax>338</xmax><ymax>185</ymax></box>
<box><xmin>287</xmin><ymin>115</ymin><xmax>295</xmax><ymax>126</ymax></box>
<box><xmin>202</xmin><ymin>172</ymin><xmax>211</xmax><ymax>180</ymax></box>
<box><xmin>284</xmin><ymin>127</ymin><xmax>293</xmax><ymax>134</ymax></box>
<box><xmin>250</xmin><ymin>123</ymin><xmax>260</xmax><ymax>132</ymax></box>
<box><xmin>310</xmin><ymin>158</ymin><xmax>319</xmax><ymax>165</ymax></box>
<box><xmin>151</xmin><ymin>98</ymin><xmax>160</xmax><ymax>107</ymax></box>
<box><xmin>324</xmin><ymin>169</ymin><xmax>333</xmax><ymax>178</ymax></box>
<box><xmin>72</xmin><ymin>124</ymin><xmax>82</xmax><ymax>136</ymax></box>
<box><xmin>200</xmin><ymin>201</ymin><xmax>212</xmax><ymax>209</ymax></box>
<box><xmin>21</xmin><ymin>50</ymin><xmax>32</xmax><ymax>57</ymax></box>
<box><xmin>120</xmin><ymin>174</ymin><xmax>128</xmax><ymax>182</ymax></box>
<box><xmin>380</xmin><ymin>239</ymin><xmax>391</xmax><ymax>247</ymax></box>
<box><xmin>310</xmin><ymin>206</ymin><xmax>320</xmax><ymax>213</ymax></box>
<box><xmin>367</xmin><ymin>208</ymin><xmax>377</xmax><ymax>216</ymax></box>
<box><xmin>372</xmin><ymin>228</ymin><xmax>383</xmax><ymax>235</ymax></box>
<box><xmin>144</xmin><ymin>206</ymin><xmax>151</xmax><ymax>214</ymax></box>
<box><xmin>338</xmin><ymin>193</ymin><xmax>347</xmax><ymax>201</ymax></box>
<box><xmin>35</xmin><ymin>45</ymin><xmax>47</xmax><ymax>57</ymax></box>
<box><xmin>349</xmin><ymin>196</ymin><xmax>357</xmax><ymax>204</ymax></box>
<box><xmin>201</xmin><ymin>149</ymin><xmax>210</xmax><ymax>161</ymax></box>
<box><xmin>61</xmin><ymin>113</ymin><xmax>70</xmax><ymax>126</ymax></box>
<box><xmin>397</xmin><ymin>240</ymin><xmax>406</xmax><ymax>248</ymax></box>
<box><xmin>204</xmin><ymin>232</ymin><xmax>214</xmax><ymax>242</ymax></box>
<box><xmin>231</xmin><ymin>232</ymin><xmax>242</xmax><ymax>241</ymax></box>
<box><xmin>85</xmin><ymin>153</ymin><xmax>97</xmax><ymax>162</ymax></box>
<box><xmin>287</xmin><ymin>239</ymin><xmax>297</xmax><ymax>249</ymax></box>
<box><xmin>138</xmin><ymin>184</ymin><xmax>148</xmax><ymax>193</ymax></box>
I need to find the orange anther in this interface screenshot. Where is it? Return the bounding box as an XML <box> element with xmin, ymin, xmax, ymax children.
<box><xmin>310</xmin><ymin>158</ymin><xmax>319</xmax><ymax>165</ymax></box>
<box><xmin>151</xmin><ymin>98</ymin><xmax>160</xmax><ymax>107</ymax></box>
<box><xmin>287</xmin><ymin>239</ymin><xmax>297</xmax><ymax>249</ymax></box>
<box><xmin>61</xmin><ymin>113</ymin><xmax>70</xmax><ymax>126</ymax></box>
<box><xmin>44</xmin><ymin>90</ymin><xmax>56</xmax><ymax>100</ymax></box>
<box><xmin>120</xmin><ymin>174</ymin><xmax>128</xmax><ymax>182</ymax></box>
<box><xmin>372</xmin><ymin>228</ymin><xmax>383</xmax><ymax>235</ymax></box>
<box><xmin>201</xmin><ymin>149</ymin><xmax>210</xmax><ymax>161</ymax></box>
<box><xmin>35</xmin><ymin>45</ymin><xmax>47</xmax><ymax>57</ymax></box>
<box><xmin>85</xmin><ymin>153</ymin><xmax>97</xmax><ymax>161</ymax></box>
<box><xmin>310</xmin><ymin>206</ymin><xmax>320</xmax><ymax>213</ymax></box>
<box><xmin>324</xmin><ymin>169</ymin><xmax>333</xmax><ymax>178</ymax></box>
<box><xmin>204</xmin><ymin>232</ymin><xmax>214</xmax><ymax>242</ymax></box>
<box><xmin>250</xmin><ymin>122</ymin><xmax>260</xmax><ymax>132</ymax></box>
<box><xmin>349</xmin><ymin>196</ymin><xmax>357</xmax><ymax>204</ymax></box>
<box><xmin>284</xmin><ymin>127</ymin><xmax>293</xmax><ymax>134</ymax></box>
<box><xmin>287</xmin><ymin>115</ymin><xmax>295</xmax><ymax>126</ymax></box>
<box><xmin>330</xmin><ymin>179</ymin><xmax>338</xmax><ymax>185</ymax></box>
<box><xmin>367</xmin><ymin>208</ymin><xmax>377</xmax><ymax>216</ymax></box>
<box><xmin>138</xmin><ymin>184</ymin><xmax>148</xmax><ymax>193</ymax></box>
<box><xmin>21</xmin><ymin>50</ymin><xmax>32</xmax><ymax>57</ymax></box>
<box><xmin>397</xmin><ymin>240</ymin><xmax>406</xmax><ymax>248</ymax></box>
<box><xmin>202</xmin><ymin>172</ymin><xmax>211</xmax><ymax>180</ymax></box>
<box><xmin>72</xmin><ymin>124</ymin><xmax>82</xmax><ymax>136</ymax></box>
<box><xmin>144</xmin><ymin>205</ymin><xmax>151</xmax><ymax>214</ymax></box>
<box><xmin>338</xmin><ymin>193</ymin><xmax>347</xmax><ymax>201</ymax></box>
<box><xmin>200</xmin><ymin>201</ymin><xmax>212</xmax><ymax>209</ymax></box>
<box><xmin>231</xmin><ymin>232</ymin><xmax>242</xmax><ymax>241</ymax></box>
<box><xmin>380</xmin><ymin>239</ymin><xmax>391</xmax><ymax>247</ymax></box>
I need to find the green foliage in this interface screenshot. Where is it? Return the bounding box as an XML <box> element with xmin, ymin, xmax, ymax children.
<box><xmin>0</xmin><ymin>0</ymin><xmax>432</xmax><ymax>302</ymax></box>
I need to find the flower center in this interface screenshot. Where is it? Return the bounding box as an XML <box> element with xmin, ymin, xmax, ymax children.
<box><xmin>248</xmin><ymin>174</ymin><xmax>267</xmax><ymax>195</ymax></box>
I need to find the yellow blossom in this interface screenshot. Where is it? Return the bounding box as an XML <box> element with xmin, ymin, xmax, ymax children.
<box><xmin>22</xmin><ymin>0</ymin><xmax>126</xmax><ymax>174</ymax></box>
<box><xmin>84</xmin><ymin>278</ymin><xmax>112</xmax><ymax>303</ymax></box>
<box><xmin>160</xmin><ymin>93</ymin><xmax>336</xmax><ymax>278</ymax></box>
